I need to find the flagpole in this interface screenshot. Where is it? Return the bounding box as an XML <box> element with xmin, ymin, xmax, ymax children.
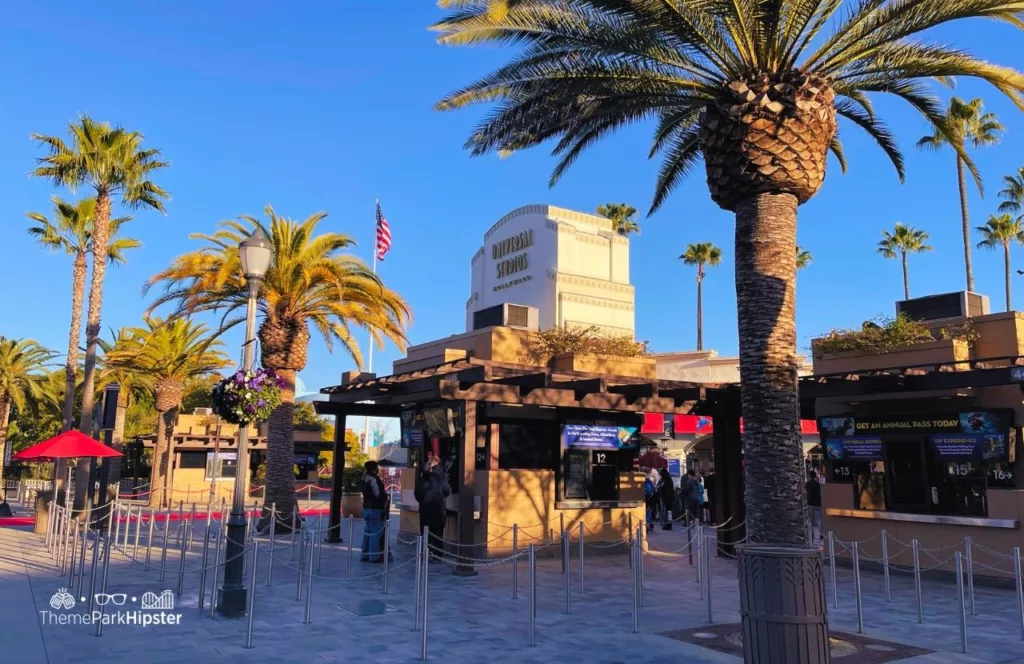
<box><xmin>364</xmin><ymin>197</ymin><xmax>379</xmax><ymax>456</ymax></box>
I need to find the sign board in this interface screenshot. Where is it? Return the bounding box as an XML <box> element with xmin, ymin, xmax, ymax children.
<box><xmin>927</xmin><ymin>433</ymin><xmax>1008</xmax><ymax>461</ymax></box>
<box><xmin>667</xmin><ymin>458</ymin><xmax>681</xmax><ymax>477</ymax></box>
<box><xmin>564</xmin><ymin>424</ymin><xmax>638</xmax><ymax>450</ymax></box>
<box><xmin>401</xmin><ymin>426</ymin><xmax>425</xmax><ymax>448</ymax></box>
<box><xmin>825</xmin><ymin>437</ymin><xmax>883</xmax><ymax>461</ymax></box>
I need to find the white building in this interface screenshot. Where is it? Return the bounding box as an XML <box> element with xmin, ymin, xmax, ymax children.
<box><xmin>466</xmin><ymin>205</ymin><xmax>635</xmax><ymax>335</ymax></box>
<box><xmin>653</xmin><ymin>349</ymin><xmax>814</xmax><ymax>382</ymax></box>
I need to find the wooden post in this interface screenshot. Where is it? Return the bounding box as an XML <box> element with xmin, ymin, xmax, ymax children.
<box><xmin>327</xmin><ymin>413</ymin><xmax>347</xmax><ymax>543</ymax></box>
<box><xmin>454</xmin><ymin>401</ymin><xmax>479</xmax><ymax>576</ymax></box>
<box><xmin>711</xmin><ymin>390</ymin><xmax>744</xmax><ymax>555</ymax></box>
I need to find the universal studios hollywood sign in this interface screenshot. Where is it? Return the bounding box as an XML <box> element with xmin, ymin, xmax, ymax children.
<box><xmin>492</xmin><ymin>229</ymin><xmax>533</xmax><ymax>278</ymax></box>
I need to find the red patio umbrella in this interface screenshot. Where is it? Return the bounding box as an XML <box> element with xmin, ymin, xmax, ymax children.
<box><xmin>11</xmin><ymin>430</ymin><xmax>122</xmax><ymax>462</ymax></box>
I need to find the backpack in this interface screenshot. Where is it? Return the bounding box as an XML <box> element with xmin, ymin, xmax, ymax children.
<box><xmin>644</xmin><ymin>478</ymin><xmax>655</xmax><ymax>500</ymax></box>
<box><xmin>697</xmin><ymin>482</ymin><xmax>706</xmax><ymax>504</ymax></box>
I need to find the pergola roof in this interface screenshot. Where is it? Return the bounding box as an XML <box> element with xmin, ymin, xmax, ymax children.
<box><xmin>316</xmin><ymin>358</ymin><xmax>730</xmax><ymax>416</ymax></box>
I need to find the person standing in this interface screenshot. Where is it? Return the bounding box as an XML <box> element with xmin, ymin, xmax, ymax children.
<box><xmin>360</xmin><ymin>461</ymin><xmax>389</xmax><ymax>563</ymax></box>
<box><xmin>806</xmin><ymin>470</ymin><xmax>822</xmax><ymax>543</ymax></box>
<box><xmin>658</xmin><ymin>468</ymin><xmax>675</xmax><ymax>530</ymax></box>
<box><xmin>703</xmin><ymin>468</ymin><xmax>716</xmax><ymax>524</ymax></box>
<box><xmin>679</xmin><ymin>469</ymin><xmax>700</xmax><ymax>526</ymax></box>
<box><xmin>415</xmin><ymin>454</ymin><xmax>450</xmax><ymax>559</ymax></box>
<box><xmin>644</xmin><ymin>471</ymin><xmax>657</xmax><ymax>531</ymax></box>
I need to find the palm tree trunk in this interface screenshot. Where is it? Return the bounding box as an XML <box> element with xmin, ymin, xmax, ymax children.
<box><xmin>734</xmin><ymin>192</ymin><xmax>805</xmax><ymax>545</ymax></box>
<box><xmin>957</xmin><ymin>156</ymin><xmax>975</xmax><ymax>293</ymax></box>
<box><xmin>149</xmin><ymin>408</ymin><xmax>175</xmax><ymax>509</ymax></box>
<box><xmin>74</xmin><ymin>191</ymin><xmax>111</xmax><ymax>511</ymax></box>
<box><xmin>1005</xmin><ymin>243</ymin><xmax>1013</xmax><ymax>312</ymax></box>
<box><xmin>0</xmin><ymin>397</ymin><xmax>10</xmax><ymax>486</ymax></box>
<box><xmin>265</xmin><ymin>369</ymin><xmax>299</xmax><ymax>529</ymax></box>
<box><xmin>63</xmin><ymin>251</ymin><xmax>87</xmax><ymax>432</ymax></box>
<box><xmin>696</xmin><ymin>271</ymin><xmax>704</xmax><ymax>351</ymax></box>
<box><xmin>902</xmin><ymin>252</ymin><xmax>910</xmax><ymax>300</ymax></box>
<box><xmin>107</xmin><ymin>401</ymin><xmax>127</xmax><ymax>487</ymax></box>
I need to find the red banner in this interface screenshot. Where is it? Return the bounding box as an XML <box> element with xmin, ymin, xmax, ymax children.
<box><xmin>665</xmin><ymin>414</ymin><xmax>818</xmax><ymax>435</ymax></box>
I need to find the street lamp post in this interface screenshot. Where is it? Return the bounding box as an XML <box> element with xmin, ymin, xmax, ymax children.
<box><xmin>219</xmin><ymin>228</ymin><xmax>272</xmax><ymax>617</ymax></box>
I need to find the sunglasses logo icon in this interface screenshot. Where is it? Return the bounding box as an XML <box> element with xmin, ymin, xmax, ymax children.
<box><xmin>94</xmin><ymin>593</ymin><xmax>128</xmax><ymax>606</ymax></box>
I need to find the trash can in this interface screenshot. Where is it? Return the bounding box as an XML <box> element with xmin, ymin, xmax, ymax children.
<box><xmin>34</xmin><ymin>490</ymin><xmax>56</xmax><ymax>535</ymax></box>
<box><xmin>738</xmin><ymin>544</ymin><xmax>831</xmax><ymax>663</ymax></box>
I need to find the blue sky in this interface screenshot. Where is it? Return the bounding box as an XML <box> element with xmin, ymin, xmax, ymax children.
<box><xmin>2</xmin><ymin>2</ymin><xmax>1024</xmax><ymax>410</ymax></box>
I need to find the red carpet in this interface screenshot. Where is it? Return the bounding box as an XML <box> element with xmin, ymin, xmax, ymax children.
<box><xmin>0</xmin><ymin>507</ymin><xmax>329</xmax><ymax>528</ymax></box>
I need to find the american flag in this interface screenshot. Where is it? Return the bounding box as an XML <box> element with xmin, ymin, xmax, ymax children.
<box><xmin>375</xmin><ymin>200</ymin><xmax>392</xmax><ymax>261</ymax></box>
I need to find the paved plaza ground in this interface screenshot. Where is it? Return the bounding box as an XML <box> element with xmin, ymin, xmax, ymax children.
<box><xmin>2</xmin><ymin>508</ymin><xmax>1024</xmax><ymax>664</ymax></box>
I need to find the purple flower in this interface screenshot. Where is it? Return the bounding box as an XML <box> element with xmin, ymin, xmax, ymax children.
<box><xmin>257</xmin><ymin>399</ymin><xmax>265</xmax><ymax>407</ymax></box>
<box><xmin>246</xmin><ymin>405</ymin><xmax>255</xmax><ymax>413</ymax></box>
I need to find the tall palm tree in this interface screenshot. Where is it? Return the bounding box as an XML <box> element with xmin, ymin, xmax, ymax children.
<box><xmin>976</xmin><ymin>214</ymin><xmax>1024</xmax><ymax>312</ymax></box>
<box><xmin>680</xmin><ymin>242</ymin><xmax>722</xmax><ymax>351</ymax></box>
<box><xmin>31</xmin><ymin>117</ymin><xmax>169</xmax><ymax>437</ymax></box>
<box><xmin>432</xmin><ymin>4</ymin><xmax>1024</xmax><ymax>651</ymax></box>
<box><xmin>97</xmin><ymin>327</ymin><xmax>154</xmax><ymax>485</ymax></box>
<box><xmin>145</xmin><ymin>206</ymin><xmax>411</xmax><ymax>524</ymax></box>
<box><xmin>26</xmin><ymin>196</ymin><xmax>138</xmax><ymax>433</ymax></box>
<box><xmin>877</xmin><ymin>224</ymin><xmax>932</xmax><ymax>300</ymax></box>
<box><xmin>596</xmin><ymin>202</ymin><xmax>641</xmax><ymax>236</ymax></box>
<box><xmin>796</xmin><ymin>246</ymin><xmax>813</xmax><ymax>270</ymax></box>
<box><xmin>917</xmin><ymin>98</ymin><xmax>1003</xmax><ymax>293</ymax></box>
<box><xmin>0</xmin><ymin>338</ymin><xmax>56</xmax><ymax>484</ymax></box>
<box><xmin>109</xmin><ymin>317</ymin><xmax>229</xmax><ymax>508</ymax></box>
<box><xmin>998</xmin><ymin>167</ymin><xmax>1024</xmax><ymax>221</ymax></box>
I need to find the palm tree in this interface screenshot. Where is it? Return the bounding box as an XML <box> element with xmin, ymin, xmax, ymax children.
<box><xmin>109</xmin><ymin>318</ymin><xmax>229</xmax><ymax>508</ymax></box>
<box><xmin>998</xmin><ymin>167</ymin><xmax>1024</xmax><ymax>221</ymax></box>
<box><xmin>796</xmin><ymin>247</ymin><xmax>813</xmax><ymax>270</ymax></box>
<box><xmin>596</xmin><ymin>202</ymin><xmax>641</xmax><ymax>236</ymax></box>
<box><xmin>97</xmin><ymin>328</ymin><xmax>154</xmax><ymax>486</ymax></box>
<box><xmin>145</xmin><ymin>206</ymin><xmax>411</xmax><ymax>524</ymax></box>
<box><xmin>432</xmin><ymin>5</ymin><xmax>1024</xmax><ymax>649</ymax></box>
<box><xmin>26</xmin><ymin>196</ymin><xmax>138</xmax><ymax>433</ymax></box>
<box><xmin>680</xmin><ymin>243</ymin><xmax>722</xmax><ymax>351</ymax></box>
<box><xmin>917</xmin><ymin>98</ymin><xmax>1003</xmax><ymax>293</ymax></box>
<box><xmin>31</xmin><ymin>117</ymin><xmax>169</xmax><ymax>449</ymax></box>
<box><xmin>976</xmin><ymin>214</ymin><xmax>1024</xmax><ymax>312</ymax></box>
<box><xmin>877</xmin><ymin>224</ymin><xmax>932</xmax><ymax>300</ymax></box>
<box><xmin>0</xmin><ymin>338</ymin><xmax>56</xmax><ymax>484</ymax></box>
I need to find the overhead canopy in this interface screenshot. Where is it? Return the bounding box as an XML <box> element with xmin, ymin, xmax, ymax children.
<box><xmin>12</xmin><ymin>430</ymin><xmax>122</xmax><ymax>462</ymax></box>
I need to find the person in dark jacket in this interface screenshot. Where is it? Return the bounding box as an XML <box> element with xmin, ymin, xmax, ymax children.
<box><xmin>703</xmin><ymin>468</ymin><xmax>716</xmax><ymax>524</ymax></box>
<box><xmin>414</xmin><ymin>454</ymin><xmax>451</xmax><ymax>559</ymax></box>
<box><xmin>679</xmin><ymin>469</ymin><xmax>700</xmax><ymax>525</ymax></box>
<box><xmin>360</xmin><ymin>461</ymin><xmax>390</xmax><ymax>562</ymax></box>
<box><xmin>658</xmin><ymin>468</ymin><xmax>675</xmax><ymax>530</ymax></box>
<box><xmin>806</xmin><ymin>470</ymin><xmax>822</xmax><ymax>542</ymax></box>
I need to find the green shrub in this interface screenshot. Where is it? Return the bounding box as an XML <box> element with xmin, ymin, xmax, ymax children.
<box><xmin>524</xmin><ymin>325</ymin><xmax>649</xmax><ymax>364</ymax></box>
<box><xmin>812</xmin><ymin>314</ymin><xmax>977</xmax><ymax>355</ymax></box>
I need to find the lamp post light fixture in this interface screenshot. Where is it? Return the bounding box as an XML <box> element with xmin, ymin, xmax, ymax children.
<box><xmin>219</xmin><ymin>227</ymin><xmax>272</xmax><ymax>617</ymax></box>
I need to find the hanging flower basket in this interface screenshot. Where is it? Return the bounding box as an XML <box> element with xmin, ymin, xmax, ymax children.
<box><xmin>211</xmin><ymin>368</ymin><xmax>285</xmax><ymax>425</ymax></box>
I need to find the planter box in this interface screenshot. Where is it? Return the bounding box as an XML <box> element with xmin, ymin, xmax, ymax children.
<box><xmin>550</xmin><ymin>352</ymin><xmax>656</xmax><ymax>379</ymax></box>
<box><xmin>813</xmin><ymin>339</ymin><xmax>970</xmax><ymax>375</ymax></box>
<box><xmin>341</xmin><ymin>494</ymin><xmax>363</xmax><ymax>519</ymax></box>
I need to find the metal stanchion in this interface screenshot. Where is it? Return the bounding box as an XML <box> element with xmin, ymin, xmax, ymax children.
<box><xmin>528</xmin><ymin>543</ymin><xmax>537</xmax><ymax>646</ymax></box>
<box><xmin>578</xmin><ymin>521</ymin><xmax>584</xmax><ymax>593</ymax></box>
<box><xmin>413</xmin><ymin>534</ymin><xmax>423</xmax><ymax>632</ymax></box>
<box><xmin>113</xmin><ymin>503</ymin><xmax>122</xmax><ymax>550</ymax></box>
<box><xmin>132</xmin><ymin>507</ymin><xmax>142</xmax><ymax>561</ymax></box>
<box><xmin>956</xmin><ymin>552</ymin><xmax>968</xmax><ymax>653</ymax></box>
<box><xmin>628</xmin><ymin>513</ymin><xmax>634</xmax><ymax>570</ymax></box>
<box><xmin>176</xmin><ymin>521</ymin><xmax>189</xmax><ymax>595</ymax></box>
<box><xmin>187</xmin><ymin>503</ymin><xmax>196</xmax><ymax>552</ymax></box>
<box><xmin>559</xmin><ymin>513</ymin><xmax>565</xmax><ymax>574</ymax></box>
<box><xmin>881</xmin><ymin>529</ymin><xmax>891</xmax><ymax>602</ymax></box>
<box><xmin>706</xmin><ymin>530</ymin><xmax>713</xmax><ymax>624</ymax></box>
<box><xmin>295</xmin><ymin>534</ymin><xmax>305</xmax><ymax>601</ymax></box>
<box><xmin>198</xmin><ymin>519</ymin><xmax>212</xmax><ymax>611</ymax></box>
<box><xmin>697</xmin><ymin>523</ymin><xmax>704</xmax><ymax>600</ymax></box>
<box><xmin>209</xmin><ymin>523</ymin><xmax>223</xmax><ymax>619</ymax></box>
<box><xmin>965</xmin><ymin>536</ymin><xmax>976</xmax><ymax>616</ymax></box>
<box><xmin>76</xmin><ymin>526</ymin><xmax>88</xmax><ymax>597</ymax></box>
<box><xmin>1014</xmin><ymin>547</ymin><xmax>1024</xmax><ymax>641</ymax></box>
<box><xmin>85</xmin><ymin>529</ymin><xmax>100</xmax><ymax>613</ymax></box>
<box><xmin>687</xmin><ymin>517</ymin><xmax>694</xmax><ymax>565</ymax></box>
<box><xmin>421</xmin><ymin>527</ymin><xmax>430</xmax><ymax>662</ymax></box>
<box><xmin>145</xmin><ymin>508</ymin><xmax>156</xmax><ymax>571</ymax></box>
<box><xmin>124</xmin><ymin>504</ymin><xmax>134</xmax><ymax>551</ymax></box>
<box><xmin>266</xmin><ymin>505</ymin><xmax>277</xmax><ymax>587</ymax></box>
<box><xmin>511</xmin><ymin>524</ymin><xmax>519</xmax><ymax>600</ymax></box>
<box><xmin>828</xmin><ymin>531</ymin><xmax>838</xmax><ymax>609</ymax></box>
<box><xmin>347</xmin><ymin>515</ymin><xmax>356</xmax><ymax>580</ymax></box>
<box><xmin>631</xmin><ymin>529</ymin><xmax>639</xmax><ymax>634</ymax></box>
<box><xmin>67</xmin><ymin>519</ymin><xmax>80</xmax><ymax>583</ymax></box>
<box><xmin>853</xmin><ymin>542</ymin><xmax>864</xmax><ymax>634</ymax></box>
<box><xmin>913</xmin><ymin>539</ymin><xmax>923</xmax><ymax>623</ymax></box>
<box><xmin>382</xmin><ymin>520</ymin><xmax>390</xmax><ymax>594</ymax></box>
<box><xmin>562</xmin><ymin>529</ymin><xmax>570</xmax><ymax>614</ymax></box>
<box><xmin>304</xmin><ymin>532</ymin><xmax>315</xmax><ymax>624</ymax></box>
<box><xmin>56</xmin><ymin>508</ymin><xmax>67</xmax><ymax>569</ymax></box>
<box><xmin>291</xmin><ymin>511</ymin><xmax>298</xmax><ymax>560</ymax></box>
<box><xmin>246</xmin><ymin>542</ymin><xmax>258</xmax><ymax>648</ymax></box>
<box><xmin>94</xmin><ymin>535</ymin><xmax>112</xmax><ymax>637</ymax></box>
<box><xmin>46</xmin><ymin>500</ymin><xmax>54</xmax><ymax>550</ymax></box>
<box><xmin>177</xmin><ymin>500</ymin><xmax>184</xmax><ymax>546</ymax></box>
<box><xmin>159</xmin><ymin>509</ymin><xmax>170</xmax><ymax>583</ymax></box>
